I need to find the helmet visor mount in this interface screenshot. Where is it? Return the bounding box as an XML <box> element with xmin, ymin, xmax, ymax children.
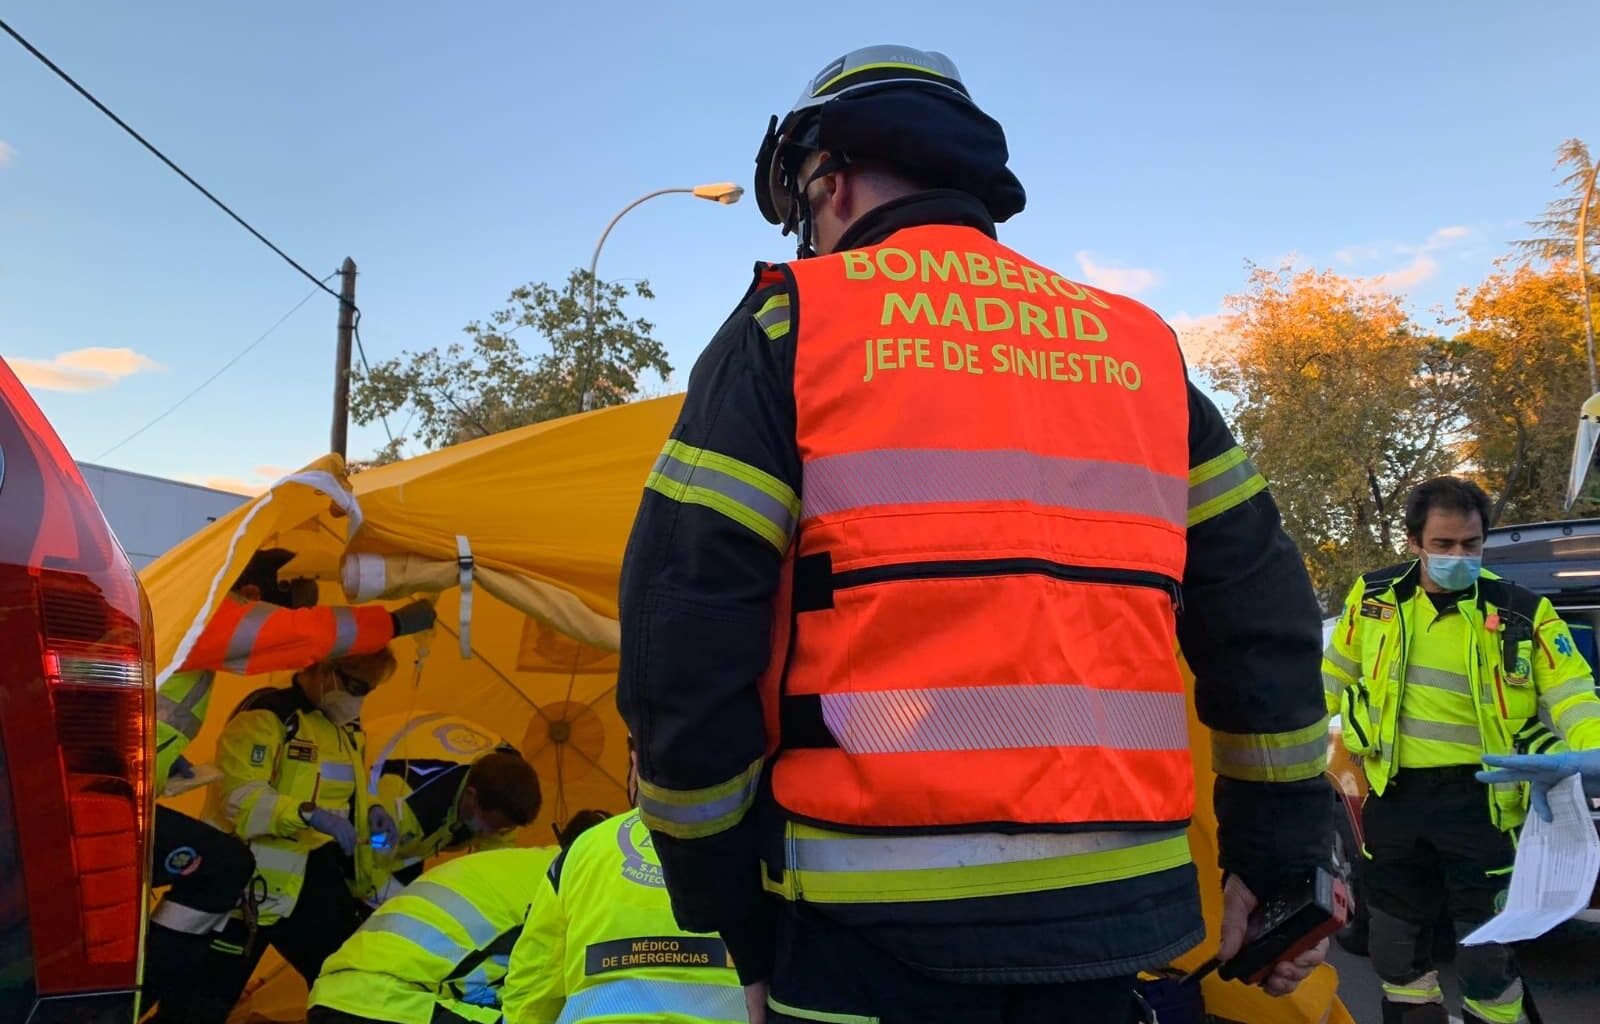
<box><xmin>758</xmin><ymin>110</ymin><xmax>833</xmax><ymax>258</ymax></box>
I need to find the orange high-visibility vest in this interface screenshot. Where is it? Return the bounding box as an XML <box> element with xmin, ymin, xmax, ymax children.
<box><xmin>181</xmin><ymin>595</ymin><xmax>394</xmax><ymax>676</ymax></box>
<box><xmin>759</xmin><ymin>224</ymin><xmax>1193</xmax><ymax>831</ymax></box>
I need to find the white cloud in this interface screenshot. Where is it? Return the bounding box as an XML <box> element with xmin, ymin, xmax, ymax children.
<box><xmin>6</xmin><ymin>346</ymin><xmax>160</xmax><ymax>392</ymax></box>
<box><xmin>1075</xmin><ymin>251</ymin><xmax>1159</xmax><ymax>296</ymax></box>
<box><xmin>1168</xmin><ymin>311</ymin><xmax>1233</xmax><ymax>365</ymax></box>
<box><xmin>1356</xmin><ymin>252</ymin><xmax>1441</xmax><ymax>293</ymax></box>
<box><xmin>180</xmin><ymin>465</ymin><xmax>294</xmax><ymax>496</ymax></box>
<box><xmin>1339</xmin><ymin>226</ymin><xmax>1473</xmax><ymax>293</ymax></box>
<box><xmin>1427</xmin><ymin>225</ymin><xmax>1471</xmax><ymax>245</ymax></box>
<box><xmin>0</xmin><ymin>141</ymin><xmax>13</xmax><ymax>168</ymax></box>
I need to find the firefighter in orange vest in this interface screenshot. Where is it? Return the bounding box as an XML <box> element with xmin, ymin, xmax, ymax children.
<box><xmin>617</xmin><ymin>45</ymin><xmax>1335</xmax><ymax>1024</ymax></box>
<box><xmin>145</xmin><ymin>549</ymin><xmax>435</xmax><ymax>1024</ymax></box>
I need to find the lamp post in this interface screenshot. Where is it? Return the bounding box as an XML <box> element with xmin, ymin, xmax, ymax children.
<box><xmin>578</xmin><ymin>182</ymin><xmax>743</xmax><ymax>412</ymax></box>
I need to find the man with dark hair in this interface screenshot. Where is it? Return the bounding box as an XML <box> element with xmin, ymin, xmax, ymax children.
<box><xmin>365</xmin><ymin>745</ymin><xmax>543</xmax><ymax>902</ymax></box>
<box><xmin>1324</xmin><ymin>475</ymin><xmax>1600</xmax><ymax>1023</ymax></box>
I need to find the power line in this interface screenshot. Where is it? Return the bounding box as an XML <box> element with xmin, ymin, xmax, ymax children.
<box><xmin>351</xmin><ymin>312</ymin><xmax>397</xmax><ymax>450</ymax></box>
<box><xmin>0</xmin><ymin>16</ymin><xmax>340</xmax><ymax>303</ymax></box>
<box><xmin>97</xmin><ymin>279</ymin><xmax>331</xmax><ymax>460</ymax></box>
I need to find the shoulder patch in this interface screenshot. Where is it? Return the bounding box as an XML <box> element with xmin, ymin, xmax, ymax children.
<box><xmin>1359</xmin><ymin>600</ymin><xmax>1396</xmax><ymax>622</ymax></box>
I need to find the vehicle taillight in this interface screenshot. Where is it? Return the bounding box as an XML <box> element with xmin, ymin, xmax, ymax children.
<box><xmin>0</xmin><ymin>358</ymin><xmax>153</xmax><ymax>998</ymax></box>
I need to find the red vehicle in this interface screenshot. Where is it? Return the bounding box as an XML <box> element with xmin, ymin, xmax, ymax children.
<box><xmin>0</xmin><ymin>357</ymin><xmax>155</xmax><ymax>1022</ymax></box>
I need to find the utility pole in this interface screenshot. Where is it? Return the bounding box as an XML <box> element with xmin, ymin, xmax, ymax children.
<box><xmin>330</xmin><ymin>257</ymin><xmax>357</xmax><ymax>457</ymax></box>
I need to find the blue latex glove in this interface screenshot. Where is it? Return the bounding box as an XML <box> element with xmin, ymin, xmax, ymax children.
<box><xmin>368</xmin><ymin>805</ymin><xmax>400</xmax><ymax>851</ymax></box>
<box><xmin>170</xmin><ymin>755</ymin><xmax>196</xmax><ymax>780</ymax></box>
<box><xmin>1477</xmin><ymin>751</ymin><xmax>1600</xmax><ymax>823</ymax></box>
<box><xmin>305</xmin><ymin>807</ymin><xmax>357</xmax><ymax>856</ymax></box>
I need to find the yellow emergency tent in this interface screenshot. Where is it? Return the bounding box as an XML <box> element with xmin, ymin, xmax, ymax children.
<box><xmin>143</xmin><ymin>396</ymin><xmax>1351</xmax><ymax>1023</ymax></box>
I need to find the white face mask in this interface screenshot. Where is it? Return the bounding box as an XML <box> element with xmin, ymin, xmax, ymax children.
<box><xmin>317</xmin><ymin>688</ymin><xmax>365</xmax><ymax>726</ymax></box>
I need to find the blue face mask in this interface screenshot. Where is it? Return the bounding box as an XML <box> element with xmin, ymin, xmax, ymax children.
<box><xmin>1424</xmin><ymin>553</ymin><xmax>1482</xmax><ymax>591</ymax></box>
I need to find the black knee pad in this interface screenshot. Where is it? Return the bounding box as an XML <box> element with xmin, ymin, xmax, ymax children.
<box><xmin>1453</xmin><ymin>926</ymin><xmax>1516</xmax><ymax>1000</ymax></box>
<box><xmin>1369</xmin><ymin>906</ymin><xmax>1427</xmax><ymax>983</ymax></box>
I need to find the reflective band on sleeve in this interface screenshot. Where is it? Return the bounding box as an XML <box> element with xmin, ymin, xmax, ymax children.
<box><xmin>646</xmin><ymin>440</ymin><xmax>800</xmax><ymax>552</ymax></box>
<box><xmin>818</xmin><ymin>683</ymin><xmax>1188</xmax><ymax>755</ymax></box>
<box><xmin>1211</xmin><ymin>719</ymin><xmax>1329</xmax><ymax>783</ymax></box>
<box><xmin>1397</xmin><ymin>715</ymin><xmax>1482</xmax><ymax>748</ymax></box>
<box><xmin>156</xmin><ymin>673</ymin><xmax>214</xmax><ymax>739</ymax></box>
<box><xmin>1540</xmin><ymin>677</ymin><xmax>1597</xmax><ymax>709</ymax></box>
<box><xmin>753</xmin><ymin>293</ymin><xmax>791</xmax><ymax>341</ymax></box>
<box><xmin>1323</xmin><ymin>671</ymin><xmax>1344</xmax><ymax>696</ymax></box>
<box><xmin>801</xmin><ymin>448</ymin><xmax>1186</xmax><ymax>528</ymax></box>
<box><xmin>636</xmin><ymin>758</ymin><xmax>763</xmax><ymax>840</ymax></box>
<box><xmin>1556</xmin><ymin>702</ymin><xmax>1600</xmax><ymax>733</ymax></box>
<box><xmin>404</xmin><ymin>881</ymin><xmax>500</xmax><ymax>947</ymax></box>
<box><xmin>1323</xmin><ymin>647</ymin><xmax>1359</xmax><ymax>678</ymax></box>
<box><xmin>244</xmin><ymin>791</ymin><xmax>280</xmax><ymax>837</ymax></box>
<box><xmin>328</xmin><ymin>608</ymin><xmax>360</xmax><ymax>658</ymax></box>
<box><xmin>361</xmin><ymin>912</ymin><xmax>472</xmax><ymax>964</ymax></box>
<box><xmin>222</xmin><ymin>603</ymin><xmax>277</xmax><ymax>674</ymax></box>
<box><xmin>225</xmin><ymin>779</ymin><xmax>273</xmax><ymax>829</ymax></box>
<box><xmin>770</xmin><ymin>824</ymin><xmax>1192</xmax><ymax>904</ymax></box>
<box><xmin>318</xmin><ymin>761</ymin><xmax>357</xmax><ymax>784</ymax></box>
<box><xmin>555</xmin><ymin>978</ymin><xmax>746</xmax><ymax>1024</ymax></box>
<box><xmin>1404</xmin><ymin>666</ymin><xmax>1473</xmax><ymax>697</ymax></box>
<box><xmin>1187</xmin><ymin>446</ymin><xmax>1268</xmax><ymax>527</ymax></box>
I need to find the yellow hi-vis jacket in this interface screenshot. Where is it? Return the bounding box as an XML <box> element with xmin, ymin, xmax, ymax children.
<box><xmin>310</xmin><ymin>847</ymin><xmax>558</xmax><ymax>1024</ymax></box>
<box><xmin>1322</xmin><ymin>562</ymin><xmax>1600</xmax><ymax>829</ymax></box>
<box><xmin>207</xmin><ymin>685</ymin><xmax>370</xmax><ymax>924</ymax></box>
<box><xmin>501</xmin><ymin>812</ymin><xmax>745</xmax><ymax>1024</ymax></box>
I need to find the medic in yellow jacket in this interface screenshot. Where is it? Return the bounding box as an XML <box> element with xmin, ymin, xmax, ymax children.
<box><xmin>188</xmin><ymin>649</ymin><xmax>401</xmax><ymax>1016</ymax></box>
<box><xmin>500</xmin><ymin>810</ymin><xmax>746</xmax><ymax>1024</ymax></box>
<box><xmin>309</xmin><ymin>846</ymin><xmax>558</xmax><ymax>1024</ymax></box>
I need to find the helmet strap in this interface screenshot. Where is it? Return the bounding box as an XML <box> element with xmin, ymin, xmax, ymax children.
<box><xmin>790</xmin><ymin>153</ymin><xmax>849</xmax><ymax>260</ymax></box>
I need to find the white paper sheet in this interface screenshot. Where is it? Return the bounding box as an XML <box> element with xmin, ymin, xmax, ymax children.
<box><xmin>1462</xmin><ymin>774</ymin><xmax>1600</xmax><ymax>945</ymax></box>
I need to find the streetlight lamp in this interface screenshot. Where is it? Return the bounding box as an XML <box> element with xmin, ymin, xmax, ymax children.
<box><xmin>579</xmin><ymin>182</ymin><xmax>744</xmax><ymax>412</ymax></box>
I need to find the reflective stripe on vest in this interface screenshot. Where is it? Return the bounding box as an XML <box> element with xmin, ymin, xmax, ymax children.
<box><xmin>764</xmin><ymin>823</ymin><xmax>1192</xmax><ymax>904</ymax></box>
<box><xmin>765</xmin><ymin>225</ymin><xmax>1192</xmax><ymax>833</ymax></box>
<box><xmin>800</xmin><ymin>447</ymin><xmax>1186</xmax><ymax>528</ymax></box>
<box><xmin>556</xmin><ymin>978</ymin><xmax>747</xmax><ymax>1024</ymax></box>
<box><xmin>813</xmin><ymin>683</ymin><xmax>1187</xmax><ymax>754</ymax></box>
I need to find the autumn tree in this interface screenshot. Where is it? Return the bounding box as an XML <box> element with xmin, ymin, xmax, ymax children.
<box><xmin>1201</xmin><ymin>265</ymin><xmax>1471</xmax><ymax>609</ymax></box>
<box><xmin>1455</xmin><ymin>261</ymin><xmax>1593</xmax><ymax>522</ymax></box>
<box><xmin>350</xmin><ymin>270</ymin><xmax>670</xmax><ymax>453</ymax></box>
<box><xmin>1515</xmin><ymin>138</ymin><xmax>1600</xmax><ymax>267</ymax></box>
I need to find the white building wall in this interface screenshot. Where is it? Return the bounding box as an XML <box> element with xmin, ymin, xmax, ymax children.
<box><xmin>77</xmin><ymin>462</ymin><xmax>249</xmax><ymax>569</ymax></box>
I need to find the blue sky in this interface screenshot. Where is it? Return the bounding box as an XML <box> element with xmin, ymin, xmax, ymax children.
<box><xmin>2</xmin><ymin>2</ymin><xmax>1595</xmax><ymax>491</ymax></box>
